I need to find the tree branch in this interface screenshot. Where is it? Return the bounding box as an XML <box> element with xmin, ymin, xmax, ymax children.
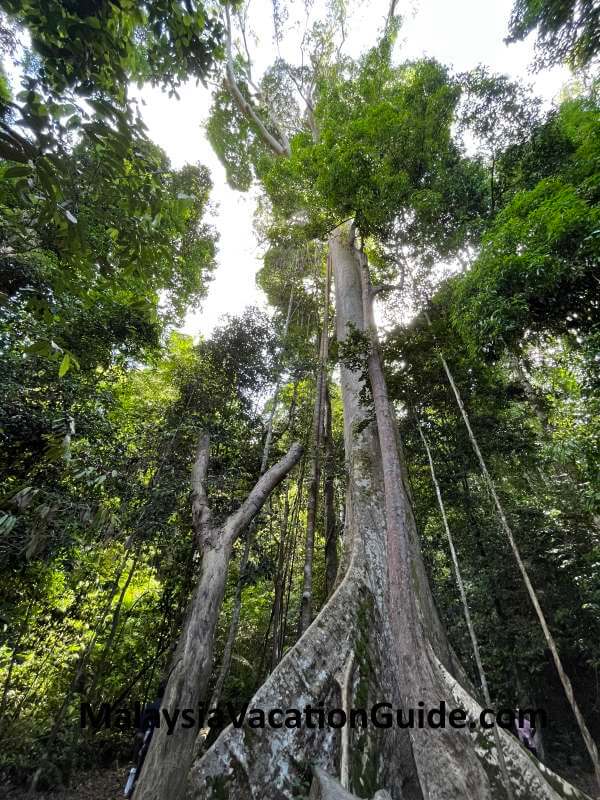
<box><xmin>191</xmin><ymin>432</ymin><xmax>212</xmax><ymax>546</ymax></box>
<box><xmin>224</xmin><ymin>3</ymin><xmax>291</xmax><ymax>158</ymax></box>
<box><xmin>385</xmin><ymin>0</ymin><xmax>399</xmax><ymax>33</ymax></box>
<box><xmin>224</xmin><ymin>442</ymin><xmax>303</xmax><ymax>543</ymax></box>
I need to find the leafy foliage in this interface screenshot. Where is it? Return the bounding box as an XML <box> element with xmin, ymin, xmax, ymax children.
<box><xmin>507</xmin><ymin>0</ymin><xmax>600</xmax><ymax>69</ymax></box>
<box><xmin>0</xmin><ymin>0</ymin><xmax>223</xmax><ymax>98</ymax></box>
<box><xmin>451</xmin><ymin>98</ymin><xmax>600</xmax><ymax>355</ymax></box>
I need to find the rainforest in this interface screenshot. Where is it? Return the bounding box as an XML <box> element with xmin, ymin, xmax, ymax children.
<box><xmin>0</xmin><ymin>0</ymin><xmax>599</xmax><ymax>799</ymax></box>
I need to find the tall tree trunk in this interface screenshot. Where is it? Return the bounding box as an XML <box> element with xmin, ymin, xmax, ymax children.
<box><xmin>270</xmin><ymin>486</ymin><xmax>290</xmax><ymax>670</ymax></box>
<box><xmin>186</xmin><ymin>223</ymin><xmax>588</xmax><ymax>799</ymax></box>
<box><xmin>89</xmin><ymin>553</ymin><xmax>140</xmax><ymax>700</ymax></box>
<box><xmin>299</xmin><ymin>278</ymin><xmax>330</xmax><ymax>633</ymax></box>
<box><xmin>278</xmin><ymin>456</ymin><xmax>305</xmax><ymax>661</ymax></box>
<box><xmin>207</xmin><ymin>287</ymin><xmax>294</xmax><ymax>720</ymax></box>
<box><xmin>133</xmin><ymin>437</ymin><xmax>302</xmax><ymax>800</ymax></box>
<box><xmin>323</xmin><ymin>383</ymin><xmax>338</xmax><ymax>597</ymax></box>
<box><xmin>197</xmin><ymin>288</ymin><xmax>296</xmax><ymax>728</ymax></box>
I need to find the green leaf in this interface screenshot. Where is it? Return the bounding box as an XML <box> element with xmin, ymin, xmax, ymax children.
<box><xmin>58</xmin><ymin>353</ymin><xmax>71</xmax><ymax>377</ymax></box>
<box><xmin>3</xmin><ymin>165</ymin><xmax>33</xmax><ymax>179</ymax></box>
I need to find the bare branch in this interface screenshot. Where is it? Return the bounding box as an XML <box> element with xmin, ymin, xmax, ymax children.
<box><xmin>385</xmin><ymin>0</ymin><xmax>399</xmax><ymax>34</ymax></box>
<box><xmin>224</xmin><ymin>442</ymin><xmax>303</xmax><ymax>542</ymax></box>
<box><xmin>191</xmin><ymin>432</ymin><xmax>211</xmax><ymax>546</ymax></box>
<box><xmin>224</xmin><ymin>3</ymin><xmax>291</xmax><ymax>157</ymax></box>
<box><xmin>235</xmin><ymin>5</ymin><xmax>264</xmax><ymax>97</ymax></box>
<box><xmin>284</xmin><ymin>65</ymin><xmax>319</xmax><ymax>142</ymax></box>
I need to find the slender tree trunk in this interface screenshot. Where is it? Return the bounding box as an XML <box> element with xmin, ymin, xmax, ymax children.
<box><xmin>418</xmin><ymin>422</ymin><xmax>514</xmax><ymax>800</ymax></box>
<box><xmin>30</xmin><ymin>550</ymin><xmax>134</xmax><ymax>790</ymax></box>
<box><xmin>89</xmin><ymin>553</ymin><xmax>140</xmax><ymax>700</ymax></box>
<box><xmin>185</xmin><ymin>223</ymin><xmax>591</xmax><ymax>800</ymax></box>
<box><xmin>205</xmin><ymin>291</ymin><xmax>296</xmax><ymax>722</ymax></box>
<box><xmin>270</xmin><ymin>487</ymin><xmax>290</xmax><ymax>670</ymax></box>
<box><xmin>298</xmin><ymin>345</ymin><xmax>326</xmax><ymax>634</ymax></box>
<box><xmin>133</xmin><ymin>436</ymin><xmax>302</xmax><ymax>800</ymax></box>
<box><xmin>436</xmin><ymin>346</ymin><xmax>600</xmax><ymax>791</ymax></box>
<box><xmin>279</xmin><ymin>454</ymin><xmax>306</xmax><ymax>660</ymax></box>
<box><xmin>299</xmin><ymin>280</ymin><xmax>330</xmax><ymax>633</ymax></box>
<box><xmin>323</xmin><ymin>383</ymin><xmax>338</xmax><ymax>597</ymax></box>
<box><xmin>260</xmin><ymin>289</ymin><xmax>295</xmax><ymax>475</ymax></box>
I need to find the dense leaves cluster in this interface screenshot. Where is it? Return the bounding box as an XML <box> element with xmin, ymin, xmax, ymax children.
<box><xmin>0</xmin><ymin>0</ymin><xmax>223</xmax><ymax>98</ymax></box>
<box><xmin>451</xmin><ymin>98</ymin><xmax>600</xmax><ymax>355</ymax></box>
<box><xmin>507</xmin><ymin>0</ymin><xmax>599</xmax><ymax>69</ymax></box>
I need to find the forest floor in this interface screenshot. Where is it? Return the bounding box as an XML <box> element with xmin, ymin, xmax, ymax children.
<box><xmin>1</xmin><ymin>765</ymin><xmax>598</xmax><ymax>799</ymax></box>
<box><xmin>1</xmin><ymin>767</ymin><xmax>127</xmax><ymax>800</ymax></box>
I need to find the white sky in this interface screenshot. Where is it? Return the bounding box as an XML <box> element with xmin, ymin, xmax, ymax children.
<box><xmin>135</xmin><ymin>0</ymin><xmax>570</xmax><ymax>339</ymax></box>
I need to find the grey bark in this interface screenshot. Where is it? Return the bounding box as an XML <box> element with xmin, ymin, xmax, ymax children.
<box><xmin>185</xmin><ymin>224</ymin><xmax>591</xmax><ymax>800</ymax></box>
<box><xmin>324</xmin><ymin>383</ymin><xmax>339</xmax><ymax>597</ymax></box>
<box><xmin>310</xmin><ymin>766</ymin><xmax>392</xmax><ymax>800</ymax></box>
<box><xmin>133</xmin><ymin>436</ymin><xmax>302</xmax><ymax>800</ymax></box>
<box><xmin>299</xmin><ymin>320</ymin><xmax>328</xmax><ymax>634</ymax></box>
<box><xmin>223</xmin><ymin>4</ymin><xmax>290</xmax><ymax>157</ymax></box>
<box><xmin>202</xmin><ymin>288</ymin><xmax>295</xmax><ymax>729</ymax></box>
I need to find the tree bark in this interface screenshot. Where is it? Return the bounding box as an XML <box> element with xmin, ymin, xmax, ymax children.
<box><xmin>134</xmin><ymin>437</ymin><xmax>302</xmax><ymax>800</ymax></box>
<box><xmin>205</xmin><ymin>287</ymin><xmax>296</xmax><ymax>720</ymax></box>
<box><xmin>299</xmin><ymin>322</ymin><xmax>328</xmax><ymax>634</ymax></box>
<box><xmin>185</xmin><ymin>224</ymin><xmax>591</xmax><ymax>800</ymax></box>
<box><xmin>223</xmin><ymin>4</ymin><xmax>290</xmax><ymax>158</ymax></box>
<box><xmin>324</xmin><ymin>383</ymin><xmax>339</xmax><ymax>597</ymax></box>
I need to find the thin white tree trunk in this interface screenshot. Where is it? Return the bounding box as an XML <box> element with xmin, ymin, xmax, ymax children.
<box><xmin>203</xmin><ymin>288</ymin><xmax>296</xmax><ymax>726</ymax></box>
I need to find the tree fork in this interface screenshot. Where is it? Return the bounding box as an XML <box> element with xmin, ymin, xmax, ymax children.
<box><xmin>185</xmin><ymin>224</ymin><xmax>592</xmax><ymax>800</ymax></box>
<box><xmin>198</xmin><ymin>288</ymin><xmax>296</xmax><ymax>742</ymax></box>
<box><xmin>133</xmin><ymin>436</ymin><xmax>302</xmax><ymax>800</ymax></box>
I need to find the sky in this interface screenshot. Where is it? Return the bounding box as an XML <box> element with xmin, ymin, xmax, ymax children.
<box><xmin>135</xmin><ymin>0</ymin><xmax>570</xmax><ymax>339</ymax></box>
